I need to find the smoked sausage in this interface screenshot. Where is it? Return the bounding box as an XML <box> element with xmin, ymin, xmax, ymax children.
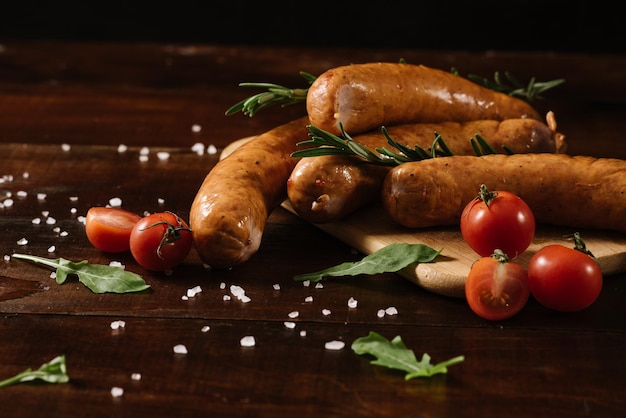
<box><xmin>382</xmin><ymin>153</ymin><xmax>626</xmax><ymax>232</ymax></box>
<box><xmin>189</xmin><ymin>117</ymin><xmax>310</xmax><ymax>268</ymax></box>
<box><xmin>306</xmin><ymin>62</ymin><xmax>542</xmax><ymax>135</ymax></box>
<box><xmin>288</xmin><ymin>115</ymin><xmax>565</xmax><ymax>224</ymax></box>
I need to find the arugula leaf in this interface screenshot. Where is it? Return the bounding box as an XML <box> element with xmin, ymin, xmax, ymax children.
<box><xmin>352</xmin><ymin>332</ymin><xmax>464</xmax><ymax>380</ymax></box>
<box><xmin>0</xmin><ymin>355</ymin><xmax>70</xmax><ymax>388</ymax></box>
<box><xmin>12</xmin><ymin>253</ymin><xmax>150</xmax><ymax>294</ymax></box>
<box><xmin>293</xmin><ymin>243</ymin><xmax>441</xmax><ymax>282</ymax></box>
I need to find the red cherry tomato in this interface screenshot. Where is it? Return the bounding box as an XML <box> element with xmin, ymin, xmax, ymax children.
<box><xmin>527</xmin><ymin>233</ymin><xmax>602</xmax><ymax>312</ymax></box>
<box><xmin>129</xmin><ymin>212</ymin><xmax>193</xmax><ymax>271</ymax></box>
<box><xmin>85</xmin><ymin>207</ymin><xmax>142</xmax><ymax>253</ymax></box>
<box><xmin>460</xmin><ymin>184</ymin><xmax>535</xmax><ymax>259</ymax></box>
<box><xmin>465</xmin><ymin>250</ymin><xmax>530</xmax><ymax>321</ymax></box>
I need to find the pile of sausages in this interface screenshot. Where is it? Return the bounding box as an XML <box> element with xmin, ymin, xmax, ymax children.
<box><xmin>189</xmin><ymin>62</ymin><xmax>626</xmax><ymax>269</ymax></box>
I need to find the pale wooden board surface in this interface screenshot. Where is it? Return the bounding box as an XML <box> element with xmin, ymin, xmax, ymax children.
<box><xmin>222</xmin><ymin>136</ymin><xmax>626</xmax><ymax>298</ymax></box>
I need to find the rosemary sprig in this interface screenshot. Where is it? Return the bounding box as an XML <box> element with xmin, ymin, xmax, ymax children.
<box><xmin>224</xmin><ymin>71</ymin><xmax>317</xmax><ymax>117</ymax></box>
<box><xmin>460</xmin><ymin>69</ymin><xmax>565</xmax><ymax>102</ymax></box>
<box><xmin>291</xmin><ymin>124</ymin><xmax>504</xmax><ymax>166</ymax></box>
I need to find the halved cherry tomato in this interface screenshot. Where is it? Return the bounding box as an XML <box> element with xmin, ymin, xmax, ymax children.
<box><xmin>460</xmin><ymin>184</ymin><xmax>535</xmax><ymax>259</ymax></box>
<box><xmin>85</xmin><ymin>207</ymin><xmax>142</xmax><ymax>253</ymax></box>
<box><xmin>528</xmin><ymin>233</ymin><xmax>602</xmax><ymax>312</ymax></box>
<box><xmin>465</xmin><ymin>250</ymin><xmax>530</xmax><ymax>321</ymax></box>
<box><xmin>129</xmin><ymin>211</ymin><xmax>193</xmax><ymax>271</ymax></box>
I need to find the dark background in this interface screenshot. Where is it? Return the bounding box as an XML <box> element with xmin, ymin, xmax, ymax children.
<box><xmin>0</xmin><ymin>1</ymin><xmax>622</xmax><ymax>53</ymax></box>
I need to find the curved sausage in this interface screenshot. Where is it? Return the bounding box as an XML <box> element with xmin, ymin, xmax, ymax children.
<box><xmin>189</xmin><ymin>116</ymin><xmax>310</xmax><ymax>268</ymax></box>
<box><xmin>306</xmin><ymin>62</ymin><xmax>542</xmax><ymax>135</ymax></box>
<box><xmin>382</xmin><ymin>153</ymin><xmax>626</xmax><ymax>232</ymax></box>
<box><xmin>288</xmin><ymin>115</ymin><xmax>565</xmax><ymax>224</ymax></box>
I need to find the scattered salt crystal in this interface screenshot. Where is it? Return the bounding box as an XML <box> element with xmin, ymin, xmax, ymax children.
<box><xmin>315</xmin><ymin>282</ymin><xmax>324</xmax><ymax>289</ymax></box>
<box><xmin>22</xmin><ymin>172</ymin><xmax>29</xmax><ymax>179</ymax></box>
<box><xmin>69</xmin><ymin>196</ymin><xmax>78</xmax><ymax>202</ymax></box>
<box><xmin>284</xmin><ymin>321</ymin><xmax>296</xmax><ymax>329</ymax></box>
<box><xmin>17</xmin><ymin>238</ymin><xmax>28</xmax><ymax>245</ymax></box>
<box><xmin>219</xmin><ymin>282</ymin><xmax>226</xmax><ymax>289</ymax></box>
<box><xmin>240</xmin><ymin>336</ymin><xmax>256</xmax><ymax>347</ymax></box>
<box><xmin>348</xmin><ymin>297</ymin><xmax>358</xmax><ymax>308</ymax></box>
<box><xmin>3</xmin><ymin>198</ymin><xmax>13</xmax><ymax>207</ymax></box>
<box><xmin>130</xmin><ymin>373</ymin><xmax>142</xmax><ymax>381</ymax></box>
<box><xmin>272</xmin><ymin>283</ymin><xmax>280</xmax><ymax>291</ymax></box>
<box><xmin>181</xmin><ymin>295</ymin><xmax>189</xmax><ymax>301</ymax></box>
<box><xmin>322</xmin><ymin>309</ymin><xmax>331</xmax><ymax>316</ymax></box>
<box><xmin>70</xmin><ymin>207</ymin><xmax>77</xmax><ymax>214</ymax></box>
<box><xmin>77</xmin><ymin>215</ymin><xmax>86</xmax><ymax>224</ymax></box>
<box><xmin>223</xmin><ymin>295</ymin><xmax>231</xmax><ymax>301</ymax></box>
<box><xmin>47</xmin><ymin>245</ymin><xmax>55</xmax><ymax>253</ymax></box>
<box><xmin>50</xmin><ymin>272</ymin><xmax>56</xmax><ymax>279</ymax></box>
<box><xmin>110</xmin><ymin>320</ymin><xmax>126</xmax><ymax>330</ymax></box>
<box><xmin>206</xmin><ymin>144</ymin><xmax>217</xmax><ymax>155</ymax></box>
<box><xmin>201</xmin><ymin>325</ymin><xmax>211</xmax><ymax>333</ymax></box>
<box><xmin>108</xmin><ymin>197</ymin><xmax>122</xmax><ymax>207</ymax></box>
<box><xmin>41</xmin><ymin>211</ymin><xmax>49</xmax><ymax>217</ymax></box>
<box><xmin>46</xmin><ymin>217</ymin><xmax>56</xmax><ymax>225</ymax></box>
<box><xmin>299</xmin><ymin>330</ymin><xmax>307</xmax><ymax>337</ymax></box>
<box><xmin>3</xmin><ymin>255</ymin><xmax>10</xmax><ymax>262</ymax></box>
<box><xmin>52</xmin><ymin>227</ymin><xmax>60</xmax><ymax>233</ymax></box>
<box><xmin>304</xmin><ymin>296</ymin><xmax>313</xmax><ymax>303</ymax></box>
<box><xmin>186</xmin><ymin>285</ymin><xmax>202</xmax><ymax>298</ymax></box>
<box><xmin>37</xmin><ymin>193</ymin><xmax>47</xmax><ymax>201</ymax></box>
<box><xmin>377</xmin><ymin>309</ymin><xmax>386</xmax><ymax>318</ymax></box>
<box><xmin>230</xmin><ymin>285</ymin><xmax>251</xmax><ymax>302</ymax></box>
<box><xmin>60</xmin><ymin>231</ymin><xmax>68</xmax><ymax>237</ymax></box>
<box><xmin>325</xmin><ymin>340</ymin><xmax>345</xmax><ymax>350</ymax></box>
<box><xmin>139</xmin><ymin>155</ymin><xmax>149</xmax><ymax>162</ymax></box>
<box><xmin>117</xmin><ymin>144</ymin><xmax>128</xmax><ymax>153</ymax></box>
<box><xmin>288</xmin><ymin>311</ymin><xmax>299</xmax><ymax>319</ymax></box>
<box><xmin>191</xmin><ymin>124</ymin><xmax>202</xmax><ymax>133</ymax></box>
<box><xmin>109</xmin><ymin>261</ymin><xmax>124</xmax><ymax>268</ymax></box>
<box><xmin>385</xmin><ymin>307</ymin><xmax>399</xmax><ymax>316</ymax></box>
<box><xmin>16</xmin><ymin>190</ymin><xmax>27</xmax><ymax>198</ymax></box>
<box><xmin>157</xmin><ymin>197</ymin><xmax>165</xmax><ymax>205</ymax></box>
<box><xmin>173</xmin><ymin>344</ymin><xmax>188</xmax><ymax>354</ymax></box>
<box><xmin>61</xmin><ymin>143</ymin><xmax>71</xmax><ymax>151</ymax></box>
<box><xmin>140</xmin><ymin>146</ymin><xmax>150</xmax><ymax>155</ymax></box>
<box><xmin>191</xmin><ymin>142</ymin><xmax>204</xmax><ymax>155</ymax></box>
<box><xmin>110</xmin><ymin>387</ymin><xmax>124</xmax><ymax>397</ymax></box>
<box><xmin>156</xmin><ymin>151</ymin><xmax>170</xmax><ymax>161</ymax></box>
<box><xmin>302</xmin><ymin>280</ymin><xmax>311</xmax><ymax>287</ymax></box>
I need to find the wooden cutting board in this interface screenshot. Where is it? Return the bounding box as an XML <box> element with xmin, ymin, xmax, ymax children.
<box><xmin>222</xmin><ymin>137</ymin><xmax>626</xmax><ymax>298</ymax></box>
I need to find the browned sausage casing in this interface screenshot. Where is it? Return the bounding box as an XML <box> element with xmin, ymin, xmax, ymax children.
<box><xmin>288</xmin><ymin>117</ymin><xmax>565</xmax><ymax>224</ymax></box>
<box><xmin>189</xmin><ymin>117</ymin><xmax>310</xmax><ymax>268</ymax></box>
<box><xmin>306</xmin><ymin>62</ymin><xmax>542</xmax><ymax>135</ymax></box>
<box><xmin>382</xmin><ymin>154</ymin><xmax>626</xmax><ymax>232</ymax></box>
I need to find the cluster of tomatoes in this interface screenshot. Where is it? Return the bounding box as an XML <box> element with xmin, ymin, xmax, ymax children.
<box><xmin>460</xmin><ymin>184</ymin><xmax>603</xmax><ymax>321</ymax></box>
<box><xmin>84</xmin><ymin>207</ymin><xmax>193</xmax><ymax>271</ymax></box>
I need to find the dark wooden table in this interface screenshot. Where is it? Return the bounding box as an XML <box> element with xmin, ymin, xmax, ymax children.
<box><xmin>1</xmin><ymin>41</ymin><xmax>625</xmax><ymax>418</ymax></box>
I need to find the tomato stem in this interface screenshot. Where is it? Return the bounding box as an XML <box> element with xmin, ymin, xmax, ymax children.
<box><xmin>572</xmin><ymin>232</ymin><xmax>595</xmax><ymax>258</ymax></box>
<box><xmin>140</xmin><ymin>212</ymin><xmax>192</xmax><ymax>259</ymax></box>
<box><xmin>476</xmin><ymin>184</ymin><xmax>498</xmax><ymax>208</ymax></box>
<box><xmin>490</xmin><ymin>249</ymin><xmax>510</xmax><ymax>263</ymax></box>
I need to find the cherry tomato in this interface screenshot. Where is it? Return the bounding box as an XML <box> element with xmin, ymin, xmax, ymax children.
<box><xmin>129</xmin><ymin>211</ymin><xmax>193</xmax><ymax>271</ymax></box>
<box><xmin>460</xmin><ymin>184</ymin><xmax>535</xmax><ymax>259</ymax></box>
<box><xmin>465</xmin><ymin>250</ymin><xmax>530</xmax><ymax>321</ymax></box>
<box><xmin>527</xmin><ymin>233</ymin><xmax>602</xmax><ymax>312</ymax></box>
<box><xmin>85</xmin><ymin>207</ymin><xmax>142</xmax><ymax>253</ymax></box>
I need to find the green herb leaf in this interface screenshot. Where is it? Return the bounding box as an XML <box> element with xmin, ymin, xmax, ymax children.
<box><xmin>352</xmin><ymin>332</ymin><xmax>464</xmax><ymax>380</ymax></box>
<box><xmin>0</xmin><ymin>355</ymin><xmax>70</xmax><ymax>388</ymax></box>
<box><xmin>12</xmin><ymin>253</ymin><xmax>150</xmax><ymax>294</ymax></box>
<box><xmin>293</xmin><ymin>243</ymin><xmax>441</xmax><ymax>282</ymax></box>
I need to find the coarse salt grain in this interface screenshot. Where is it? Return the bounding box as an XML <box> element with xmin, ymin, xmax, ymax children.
<box><xmin>315</xmin><ymin>282</ymin><xmax>324</xmax><ymax>289</ymax></box>
<box><xmin>173</xmin><ymin>344</ymin><xmax>188</xmax><ymax>354</ymax></box>
<box><xmin>22</xmin><ymin>172</ymin><xmax>29</xmax><ymax>179</ymax></box>
<box><xmin>61</xmin><ymin>143</ymin><xmax>71</xmax><ymax>151</ymax></box>
<box><xmin>60</xmin><ymin>231</ymin><xmax>68</xmax><ymax>237</ymax></box>
<box><xmin>156</xmin><ymin>151</ymin><xmax>170</xmax><ymax>161</ymax></box>
<box><xmin>108</xmin><ymin>197</ymin><xmax>122</xmax><ymax>207</ymax></box>
<box><xmin>348</xmin><ymin>297</ymin><xmax>358</xmax><ymax>308</ymax></box>
<box><xmin>186</xmin><ymin>285</ymin><xmax>202</xmax><ymax>298</ymax></box>
<box><xmin>299</xmin><ymin>330</ymin><xmax>307</xmax><ymax>337</ymax></box>
<box><xmin>37</xmin><ymin>193</ymin><xmax>47</xmax><ymax>201</ymax></box>
<box><xmin>207</xmin><ymin>144</ymin><xmax>217</xmax><ymax>155</ymax></box>
<box><xmin>302</xmin><ymin>280</ymin><xmax>311</xmax><ymax>287</ymax></box>
<box><xmin>47</xmin><ymin>245</ymin><xmax>55</xmax><ymax>253</ymax></box>
<box><xmin>157</xmin><ymin>198</ymin><xmax>165</xmax><ymax>205</ymax></box>
<box><xmin>377</xmin><ymin>309</ymin><xmax>386</xmax><ymax>318</ymax></box>
<box><xmin>191</xmin><ymin>124</ymin><xmax>202</xmax><ymax>133</ymax></box>
<box><xmin>16</xmin><ymin>190</ymin><xmax>27</xmax><ymax>198</ymax></box>
<box><xmin>385</xmin><ymin>307</ymin><xmax>399</xmax><ymax>316</ymax></box>
<box><xmin>17</xmin><ymin>238</ymin><xmax>28</xmax><ymax>245</ymax></box>
<box><xmin>284</xmin><ymin>321</ymin><xmax>296</xmax><ymax>329</ymax></box>
<box><xmin>110</xmin><ymin>320</ymin><xmax>126</xmax><ymax>330</ymax></box>
<box><xmin>240</xmin><ymin>336</ymin><xmax>256</xmax><ymax>347</ymax></box>
<box><xmin>69</xmin><ymin>196</ymin><xmax>78</xmax><ymax>202</ymax></box>
<box><xmin>109</xmin><ymin>261</ymin><xmax>124</xmax><ymax>268</ymax></box>
<box><xmin>272</xmin><ymin>284</ymin><xmax>280</xmax><ymax>290</ymax></box>
<box><xmin>4</xmin><ymin>255</ymin><xmax>10</xmax><ymax>262</ymax></box>
<box><xmin>223</xmin><ymin>295</ymin><xmax>231</xmax><ymax>301</ymax></box>
<box><xmin>325</xmin><ymin>340</ymin><xmax>345</xmax><ymax>351</ymax></box>
<box><xmin>70</xmin><ymin>207</ymin><xmax>77</xmax><ymax>214</ymax></box>
<box><xmin>191</xmin><ymin>142</ymin><xmax>204</xmax><ymax>155</ymax></box>
<box><xmin>140</xmin><ymin>146</ymin><xmax>150</xmax><ymax>155</ymax></box>
<box><xmin>139</xmin><ymin>155</ymin><xmax>149</xmax><ymax>162</ymax></box>
<box><xmin>46</xmin><ymin>217</ymin><xmax>56</xmax><ymax>225</ymax></box>
<box><xmin>201</xmin><ymin>325</ymin><xmax>211</xmax><ymax>333</ymax></box>
<box><xmin>304</xmin><ymin>296</ymin><xmax>313</xmax><ymax>302</ymax></box>
<box><xmin>322</xmin><ymin>309</ymin><xmax>331</xmax><ymax>316</ymax></box>
<box><xmin>117</xmin><ymin>144</ymin><xmax>128</xmax><ymax>153</ymax></box>
<box><xmin>288</xmin><ymin>311</ymin><xmax>299</xmax><ymax>319</ymax></box>
<box><xmin>3</xmin><ymin>198</ymin><xmax>13</xmax><ymax>207</ymax></box>
<box><xmin>131</xmin><ymin>373</ymin><xmax>142</xmax><ymax>381</ymax></box>
<box><xmin>111</xmin><ymin>387</ymin><xmax>124</xmax><ymax>398</ymax></box>
<box><xmin>219</xmin><ymin>282</ymin><xmax>226</xmax><ymax>289</ymax></box>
